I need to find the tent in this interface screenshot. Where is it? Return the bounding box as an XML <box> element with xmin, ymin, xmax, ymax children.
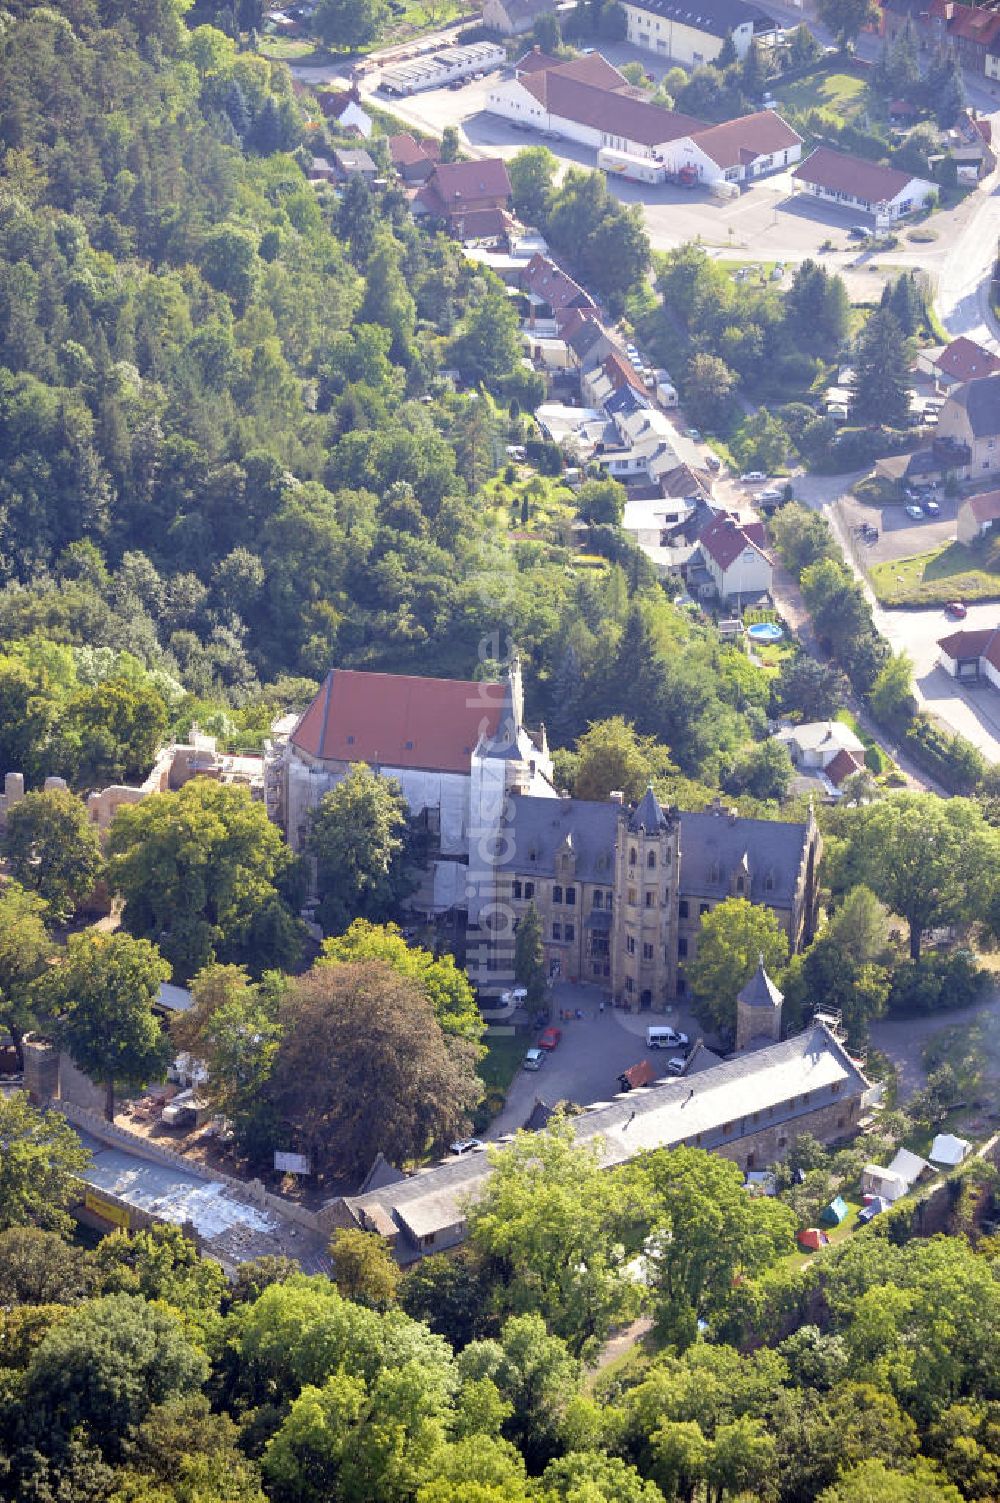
<box><xmin>820</xmin><ymin>1195</ymin><xmax>848</xmax><ymax>1226</ymax></box>
<box><xmin>929</xmin><ymin>1132</ymin><xmax>971</xmax><ymax>1168</ymax></box>
<box><xmin>887</xmin><ymin>1147</ymin><xmax>930</xmax><ymax>1188</ymax></box>
<box><xmin>798</xmin><ymin>1227</ymin><xmax>830</xmax><ymax>1251</ymax></box>
<box><xmin>858</xmin><ymin>1195</ymin><xmax>891</xmax><ymax>1224</ymax></box>
<box><xmin>861</xmin><ymin>1164</ymin><xmax>908</xmax><ymax>1202</ymax></box>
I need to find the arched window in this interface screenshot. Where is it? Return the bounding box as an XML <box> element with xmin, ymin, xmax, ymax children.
<box><xmin>647</xmin><ymin>849</ymin><xmax>656</xmax><ymax>869</ymax></box>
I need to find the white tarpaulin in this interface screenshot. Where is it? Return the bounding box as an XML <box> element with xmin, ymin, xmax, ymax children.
<box><xmin>929</xmin><ymin>1132</ymin><xmax>971</xmax><ymax>1167</ymax></box>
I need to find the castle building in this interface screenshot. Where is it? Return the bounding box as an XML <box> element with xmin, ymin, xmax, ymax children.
<box><xmin>266</xmin><ymin>659</ymin><xmax>557</xmax><ymax>917</ymax></box>
<box><xmin>487</xmin><ymin>785</ymin><xmax>819</xmax><ymax>1006</ymax></box>
<box><xmin>267</xmin><ymin>667</ymin><xmax>820</xmax><ymax>1001</ymax></box>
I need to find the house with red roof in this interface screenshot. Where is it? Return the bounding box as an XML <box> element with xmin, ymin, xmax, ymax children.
<box><xmin>413</xmin><ymin>158</ymin><xmax>513</xmax><ymax>239</ymax></box>
<box><xmin>957</xmin><ymin>488</ymin><xmax>1000</xmax><ymax>544</ymax></box>
<box><xmin>388</xmin><ymin>133</ymin><xmax>437</xmax><ymax>184</ymax></box>
<box><xmin>792</xmin><ymin>146</ymin><xmax>934</xmax><ymax>224</ymax></box>
<box><xmin>937</xmin><ymin>625</ymin><xmax>1000</xmax><ymax>688</ymax></box>
<box><xmin>317</xmin><ymin>85</ymin><xmax>372</xmax><ymax>138</ymax></box>
<box><xmin>931</xmin><ymin>336</ymin><xmax>1000</xmax><ymax>391</ymax></box>
<box><xmin>485</xmin><ymin>51</ymin><xmax>800</xmax><ymax>184</ymax></box>
<box><xmin>697</xmin><ymin>515</ymin><xmax>773</xmax><ymax>602</ymax></box>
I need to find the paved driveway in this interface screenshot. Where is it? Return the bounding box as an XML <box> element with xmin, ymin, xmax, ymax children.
<box><xmin>836</xmin><ymin>491</ymin><xmax>958</xmax><ymax>566</ymax></box>
<box><xmin>870</xmin><ymin>988</ymin><xmax>1000</xmax><ymax>1102</ymax></box>
<box><xmin>483</xmin><ymin>980</ymin><xmax>704</xmax><ymax>1140</ymax></box>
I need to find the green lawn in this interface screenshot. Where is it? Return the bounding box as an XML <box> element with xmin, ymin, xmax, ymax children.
<box><xmin>770</xmin><ymin>66</ymin><xmax>870</xmax><ymax>129</ymax></box>
<box><xmin>869</xmin><ymin>541</ymin><xmax>1000</xmax><ymax>606</ymax></box>
<box><xmin>259</xmin><ymin>36</ymin><xmax>329</xmax><ymax>61</ymax></box>
<box><xmin>478</xmin><ymin>1035</ymin><xmax>524</xmax><ymax>1097</ymax></box>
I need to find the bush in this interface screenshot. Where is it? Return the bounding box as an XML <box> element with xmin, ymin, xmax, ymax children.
<box><xmin>903</xmin><ymin>715</ymin><xmax>986</xmax><ymax>795</ymax></box>
<box><xmin>887</xmin><ymin>951</ymin><xmax>989</xmax><ymax>1016</ymax></box>
<box><xmin>864</xmin><ymin>743</ymin><xmax>888</xmax><ymax>774</ymax></box>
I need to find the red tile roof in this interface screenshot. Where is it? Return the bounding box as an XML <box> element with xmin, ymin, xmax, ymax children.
<box><xmin>514</xmin><ymin>46</ymin><xmax>564</xmax><ymax>75</ymax></box>
<box><xmin>689</xmin><ymin>109</ymin><xmax>802</xmax><ymax>169</ymax></box>
<box><xmin>793</xmin><ymin>146</ymin><xmax>925</xmax><ymax>204</ymax></box>
<box><xmin>826</xmin><ymin>747</ymin><xmax>865</xmax><ymax>787</ymax></box>
<box><xmin>936</xmin><ymin>336</ymin><xmax>1000</xmax><ymax>384</ymax></box>
<box><xmin>522</xmin><ymin>71</ymin><xmax>705</xmax><ymax>148</ymax></box>
<box><xmin>522</xmin><ymin>253</ymin><xmax>595</xmax><ymax>313</ymax></box>
<box><xmin>940</xmin><ymin>1</ymin><xmax>1000</xmax><ymax>43</ymax></box>
<box><xmin>547</xmin><ymin>52</ymin><xmax>631</xmax><ymax>89</ymax></box>
<box><xmin>603</xmin><ymin>350</ymin><xmax>646</xmax><ymax>393</ymax></box>
<box><xmin>937</xmin><ymin>626</ymin><xmax>1000</xmax><ymax>662</ymax></box>
<box><xmin>290</xmin><ymin>669</ymin><xmax>507</xmax><ymax>772</ymax></box>
<box><xmin>430</xmin><ymin>157</ymin><xmax>512</xmax><ymax>208</ymax></box>
<box><xmin>389</xmin><ymin>132</ymin><xmax>433</xmax><ymax>166</ymax></box>
<box><xmin>961</xmin><ymin>488</ymin><xmax>1000</xmax><ymax>524</ymax></box>
<box><xmin>700</xmin><ymin>515</ymin><xmax>769</xmax><ymax>571</ymax></box>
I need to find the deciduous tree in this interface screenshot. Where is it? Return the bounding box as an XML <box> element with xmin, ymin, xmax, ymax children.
<box><xmin>42</xmin><ymin>931</ymin><xmax>171</xmax><ymax>1120</ymax></box>
<box><xmin>571</xmin><ymin>717</ymin><xmax>676</xmax><ymax>803</ymax></box>
<box><xmin>0</xmin><ymin>882</ymin><xmax>52</xmax><ymax>1067</ymax></box>
<box><xmin>107</xmin><ymin>779</ymin><xmax>304</xmax><ymax>981</ymax></box>
<box><xmin>321</xmin><ymin>921</ymin><xmax>483</xmax><ymax>1045</ymax></box>
<box><xmin>308</xmin><ymin>766</ymin><xmax>412</xmax><ymax>937</ymax></box>
<box><xmin>267</xmin><ymin>961</ymin><xmax>482</xmax><ymax>1178</ymax></box>
<box><xmin>467</xmin><ymin>1117</ymin><xmax>642</xmax><ymax>1354</ymax></box>
<box><xmin>0</xmin><ymin>1093</ymin><xmax>91</xmax><ymax>1234</ymax></box>
<box><xmin>4</xmin><ymin>787</ymin><xmax>103</xmax><ymax>922</ymax></box>
<box><xmin>688</xmin><ymin>897</ymin><xmax>789</xmax><ymax>1039</ymax></box>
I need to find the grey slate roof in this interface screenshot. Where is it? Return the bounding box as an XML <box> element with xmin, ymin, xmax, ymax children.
<box><xmin>630</xmin><ymin>784</ymin><xmax>671</xmax><ymax>834</ymax></box>
<box><xmin>627</xmin><ymin>0</ymin><xmax>775</xmax><ymax>39</ymax></box>
<box><xmin>501</xmin><ymin>796</ymin><xmax>620</xmax><ymax>884</ymax></box>
<box><xmin>498</xmin><ymin>797</ymin><xmax>810</xmax><ymax>908</ymax></box>
<box><xmin>738</xmin><ymin>957</ymin><xmax>784</xmax><ymax>1010</ymax></box>
<box><xmin>948</xmin><ymin>374</ymin><xmax>1000</xmax><ymax>439</ymax></box>
<box><xmin>677</xmin><ymin>808</ymin><xmax>809</xmax><ymax>907</ymax></box>
<box><xmin>338</xmin><ymin>1025</ymin><xmax>868</xmax><ymax>1260</ymax></box>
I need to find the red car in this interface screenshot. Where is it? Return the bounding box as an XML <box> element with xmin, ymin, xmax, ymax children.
<box><xmin>945</xmin><ymin>601</ymin><xmax>968</xmax><ymax>619</ymax></box>
<box><xmin>538</xmin><ymin>1026</ymin><xmax>562</xmax><ymax>1050</ymax></box>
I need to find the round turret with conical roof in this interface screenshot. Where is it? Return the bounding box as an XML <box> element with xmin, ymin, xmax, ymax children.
<box><xmin>735</xmin><ymin>954</ymin><xmax>784</xmax><ymax>1052</ymax></box>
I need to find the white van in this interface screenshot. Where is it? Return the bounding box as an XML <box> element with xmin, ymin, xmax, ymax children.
<box><xmin>646</xmin><ymin>1026</ymin><xmax>688</xmax><ymax>1049</ymax></box>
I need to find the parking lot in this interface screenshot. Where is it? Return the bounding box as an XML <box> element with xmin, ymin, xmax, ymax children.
<box><xmin>360</xmin><ymin>67</ymin><xmax>900</xmax><ymax>261</ymax></box>
<box><xmin>484</xmin><ymin>980</ymin><xmax>705</xmax><ymax>1140</ymax></box>
<box><xmin>837</xmin><ymin>489</ymin><xmax>959</xmax><ymax>566</ymax></box>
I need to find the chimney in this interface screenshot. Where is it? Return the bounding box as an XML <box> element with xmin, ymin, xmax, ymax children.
<box><xmin>609</xmin><ymin>790</ymin><xmax>624</xmax><ymax>804</ymax></box>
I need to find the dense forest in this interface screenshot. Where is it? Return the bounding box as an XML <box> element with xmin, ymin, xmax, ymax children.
<box><xmin>0</xmin><ymin>0</ymin><xmax>798</xmax><ymax>799</ymax></box>
<box><xmin>3</xmin><ymin>1095</ymin><xmax>1000</xmax><ymax>1503</ymax></box>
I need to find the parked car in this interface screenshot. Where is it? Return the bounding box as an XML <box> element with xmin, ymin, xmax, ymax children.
<box><xmin>755</xmin><ymin>487</ymin><xmax>783</xmax><ymax>503</ymax></box>
<box><xmin>450</xmin><ymin>1137</ymin><xmax>484</xmax><ymax>1155</ymax></box>
<box><xmin>923</xmin><ymin>498</ymin><xmax>941</xmax><ymax>516</ymax></box>
<box><xmin>646</xmin><ymin>1026</ymin><xmax>689</xmax><ymax>1048</ymax></box>
<box><xmin>538</xmin><ymin>1026</ymin><xmax>562</xmax><ymax>1050</ymax></box>
<box><xmin>848</xmin><ymin>225</ymin><xmax>870</xmax><ymax>239</ymax></box>
<box><xmin>740</xmin><ymin>470</ymin><xmax>767</xmax><ymax>483</ymax></box>
<box><xmin>945</xmin><ymin>600</ymin><xmax>968</xmax><ymax>619</ymax></box>
<box><xmin>523</xmin><ymin>1047</ymin><xmax>544</xmax><ymax>1071</ymax></box>
<box><xmin>686</xmin><ymin>427</ymin><xmax>702</xmax><ymax>441</ymax></box>
<box><xmin>500</xmin><ymin>986</ymin><xmax>528</xmax><ymax>1004</ymax></box>
<box><xmin>666</xmin><ymin>1056</ymin><xmax>687</xmax><ymax>1075</ymax></box>
<box><xmin>863</xmin><ymin>526</ymin><xmax>879</xmax><ymax>544</ymax></box>
<box><xmin>706</xmin><ymin>454</ymin><xmax>721</xmax><ymax>471</ymax></box>
<box><xmin>904</xmin><ymin>503</ymin><xmax>924</xmax><ymax>520</ymax></box>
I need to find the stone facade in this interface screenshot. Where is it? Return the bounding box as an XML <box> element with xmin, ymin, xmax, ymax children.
<box><xmin>494</xmin><ymin>791</ymin><xmax>820</xmax><ymax>1008</ymax></box>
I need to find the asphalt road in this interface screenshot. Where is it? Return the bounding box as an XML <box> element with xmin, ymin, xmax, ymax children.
<box><xmin>483</xmin><ymin>980</ymin><xmax>705</xmax><ymax>1139</ymax></box>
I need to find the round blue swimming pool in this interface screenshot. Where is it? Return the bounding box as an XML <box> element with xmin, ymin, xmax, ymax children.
<box><xmin>747</xmin><ymin>622</ymin><xmax>784</xmax><ymax>644</ymax></box>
